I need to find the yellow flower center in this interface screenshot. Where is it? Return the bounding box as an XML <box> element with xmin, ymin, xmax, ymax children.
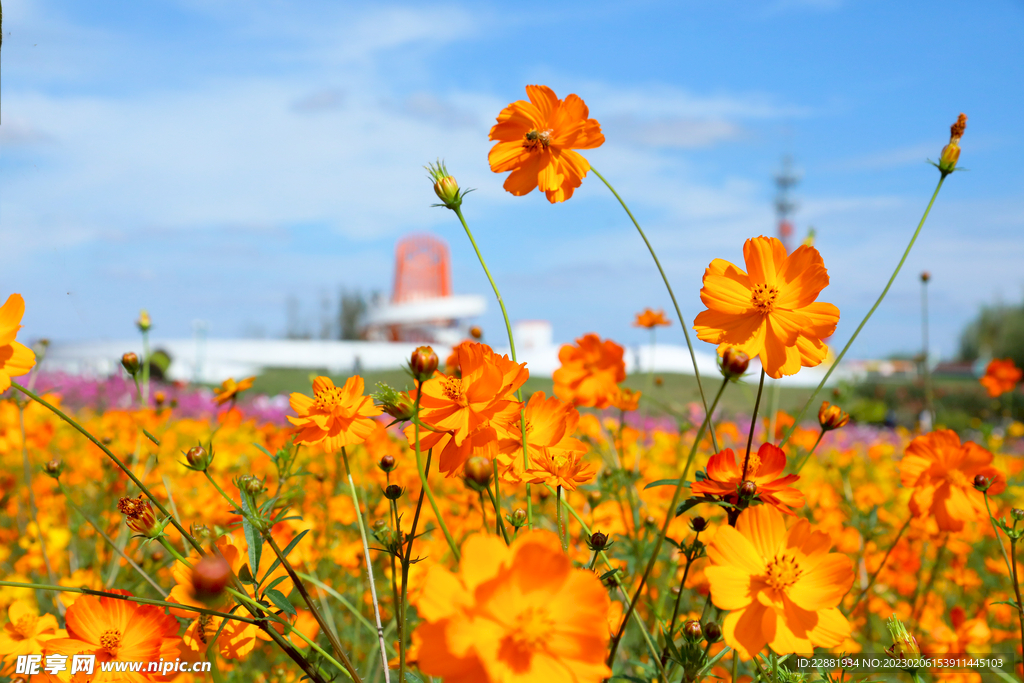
<box><xmin>765</xmin><ymin>552</ymin><xmax>802</xmax><ymax>590</ymax></box>
<box><xmin>946</xmin><ymin>468</ymin><xmax>969</xmax><ymax>488</ymax></box>
<box><xmin>100</xmin><ymin>629</ymin><xmax>122</xmax><ymax>654</ymax></box>
<box><xmin>314</xmin><ymin>385</ymin><xmax>345</xmax><ymax>411</ymax></box>
<box><xmin>500</xmin><ymin>605</ymin><xmax>556</xmax><ymax>670</ymax></box>
<box><xmin>442</xmin><ymin>376</ymin><xmax>462</xmax><ymax>401</ymax></box>
<box><xmin>523</xmin><ymin>129</ymin><xmax>553</xmax><ymax>150</ymax></box>
<box><xmin>751</xmin><ymin>283</ymin><xmax>780</xmax><ymax>313</ymax></box>
<box><xmin>14</xmin><ymin>614</ymin><xmax>36</xmax><ymax>637</ymax></box>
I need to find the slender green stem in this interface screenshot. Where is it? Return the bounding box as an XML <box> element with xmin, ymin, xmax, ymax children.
<box><xmin>985</xmin><ymin>493</ymin><xmax>1016</xmax><ymax>583</ymax></box>
<box><xmin>142</xmin><ymin>328</ymin><xmax>151</xmax><ymax>405</ymax></box>
<box><xmin>780</xmin><ymin>175</ymin><xmax>947</xmax><ymax>448</ymax></box>
<box><xmin>847</xmin><ymin>516</ymin><xmax>911</xmax><ymax>615</ymax></box>
<box><xmin>742</xmin><ymin>369</ymin><xmax>767</xmax><ymax>478</ymax></box>
<box><xmin>57</xmin><ymin>482</ymin><xmax>168</xmax><ymax>597</ymax></box>
<box><xmin>265</xmin><ymin>533</ymin><xmax>364</xmax><ymax>683</ymax></box>
<box><xmin>485</xmin><ymin>483</ymin><xmax>511</xmax><ymax>544</ymax></box>
<box><xmin>607</xmin><ymin>377</ymin><xmax>729</xmax><ymax>666</ymax></box>
<box><xmin>555</xmin><ymin>493</ymin><xmax>667</xmax><ymax>680</ymax></box>
<box><xmin>339</xmin><ymin>447</ymin><xmax>388</xmax><ymax>683</ymax></box>
<box><xmin>12</xmin><ymin>382</ymin><xmax>203</xmax><ymax>554</ymax></box>
<box><xmin>591</xmin><ymin>167</ymin><xmax>718</xmax><ymax>455</ymax></box>
<box><xmin>556</xmin><ymin>485</ymin><xmax>567</xmax><ymax>553</ymax></box>
<box><xmin>399</xmin><ymin>447</ymin><xmax>432</xmax><ymax>683</ymax></box>
<box><xmin>17</xmin><ymin>403</ymin><xmax>58</xmax><ymax>602</ymax></box>
<box><xmin>413</xmin><ymin>387</ymin><xmax>461</xmax><ymax>561</ymax></box>
<box><xmin>1009</xmin><ymin>536</ymin><xmax>1024</xmax><ymax>674</ymax></box>
<box><xmin>158</xmin><ymin>535</ymin><xmax>193</xmax><ymax>568</ymax></box>
<box><xmin>0</xmin><ymin>581</ymin><xmax>259</xmax><ymax>623</ymax></box>
<box><xmin>662</xmin><ymin>531</ymin><xmax>702</xmax><ymax>664</ymax></box>
<box><xmin>921</xmin><ymin>278</ymin><xmax>933</xmax><ymax>422</ymax></box>
<box><xmin>792</xmin><ymin>429</ymin><xmax>827</xmax><ymax>474</ymax></box>
<box><xmin>910</xmin><ymin>539</ymin><xmax>947</xmax><ymax>625</ymax></box>
<box><xmin>451</xmin><ymin>205</ymin><xmax>534</xmax><ymax>529</ymax></box>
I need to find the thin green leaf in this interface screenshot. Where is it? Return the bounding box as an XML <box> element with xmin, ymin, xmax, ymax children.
<box><xmin>261</xmin><ymin>529</ymin><xmax>310</xmax><ymax>585</ymax></box>
<box><xmin>264</xmin><ymin>588</ymin><xmax>296</xmax><ymax>617</ymax></box>
<box><xmin>643</xmin><ymin>478</ymin><xmax>681</xmax><ymax>490</ymax></box>
<box><xmin>241</xmin><ymin>495</ymin><xmax>261</xmax><ymax>579</ymax></box>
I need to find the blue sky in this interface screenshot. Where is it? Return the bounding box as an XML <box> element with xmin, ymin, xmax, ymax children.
<box><xmin>2</xmin><ymin>0</ymin><xmax>1023</xmax><ymax>361</ymax></box>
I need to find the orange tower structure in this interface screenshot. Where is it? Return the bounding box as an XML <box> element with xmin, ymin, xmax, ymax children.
<box><xmin>391</xmin><ymin>234</ymin><xmax>452</xmax><ymax>303</ymax></box>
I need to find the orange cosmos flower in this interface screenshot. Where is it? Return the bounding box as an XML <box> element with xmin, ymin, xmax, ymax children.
<box><xmin>525</xmin><ymin>450</ymin><xmax>598</xmax><ymax>492</ymax></box>
<box><xmin>43</xmin><ymin>590</ymin><xmax>180</xmax><ymax>679</ymax></box>
<box><xmin>488</xmin><ymin>85</ymin><xmax>605</xmax><ymax>204</ymax></box>
<box><xmin>288</xmin><ymin>376</ymin><xmax>382</xmax><ymax>451</ymax></box>
<box><xmin>214</xmin><ymin>376</ymin><xmax>255</xmax><ymax>405</ymax></box>
<box><xmin>412</xmin><ymin>531</ymin><xmax>611</xmax><ymax>683</ymax></box>
<box><xmin>899</xmin><ymin>429</ymin><xmax>1005</xmax><ymax>532</ymax></box>
<box><xmin>690</xmin><ymin>443</ymin><xmax>805</xmax><ymax>515</ymax></box>
<box><xmin>693</xmin><ymin>236</ymin><xmax>840</xmax><ymax>379</ymax></box>
<box><xmin>633</xmin><ymin>308</ymin><xmax>671</xmax><ymax>328</ymax></box>
<box><xmin>553</xmin><ymin>334</ymin><xmax>626</xmax><ymax>409</ymax></box>
<box><xmin>980</xmin><ymin>358</ymin><xmax>1021</xmax><ymax>398</ymax></box>
<box><xmin>418</xmin><ymin>341</ymin><xmax>528</xmax><ymax>447</ymax></box>
<box><xmin>495</xmin><ymin>391</ymin><xmax>586</xmax><ymax>483</ymax></box>
<box><xmin>0</xmin><ymin>294</ymin><xmax>36</xmax><ymax>392</ymax></box>
<box><xmin>705</xmin><ymin>505</ymin><xmax>854</xmax><ymax>660</ymax></box>
<box><xmin>610</xmin><ymin>386</ymin><xmax>641</xmax><ymax>412</ymax></box>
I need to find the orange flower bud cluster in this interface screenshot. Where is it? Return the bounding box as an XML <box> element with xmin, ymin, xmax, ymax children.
<box><xmin>938</xmin><ymin>113</ymin><xmax>967</xmax><ymax>175</ymax></box>
<box><xmin>720</xmin><ymin>347</ymin><xmax>750</xmax><ymax>379</ymax></box>
<box><xmin>818</xmin><ymin>401</ymin><xmax>850</xmax><ymax>431</ymax></box>
<box><xmin>117</xmin><ymin>495</ymin><xmax>160</xmax><ymax>537</ymax></box>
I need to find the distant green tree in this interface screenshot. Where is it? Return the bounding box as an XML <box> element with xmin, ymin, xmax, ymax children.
<box><xmin>338</xmin><ymin>289</ymin><xmax>367</xmax><ymax>340</ymax></box>
<box><xmin>959</xmin><ymin>299</ymin><xmax>1024</xmax><ymax>368</ymax></box>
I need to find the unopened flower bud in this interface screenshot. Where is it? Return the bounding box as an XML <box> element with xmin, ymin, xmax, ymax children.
<box><xmin>690</xmin><ymin>516</ymin><xmax>708</xmax><ymax>532</ymax></box>
<box><xmin>938</xmin><ymin>113</ymin><xmax>967</xmax><ymax>176</ymax></box>
<box><xmin>469</xmin><ymin>326</ymin><xmax>482</xmax><ymax>340</ymax></box>
<box><xmin>644</xmin><ymin>515</ymin><xmax>657</xmax><ymax>527</ymax></box>
<box><xmin>739</xmin><ymin>480</ymin><xmax>757</xmax><ymax>498</ymax></box>
<box><xmin>137</xmin><ymin>309</ymin><xmax>152</xmax><ymax>332</ymax></box>
<box><xmin>509</xmin><ymin>508</ymin><xmax>527</xmax><ymax>528</ymax></box>
<box><xmin>1013</xmin><ymin>509</ymin><xmax>1024</xmax><ymax>521</ymax></box>
<box><xmin>154</xmin><ymin>391</ymin><xmax>166</xmax><ymax>408</ymax></box>
<box><xmin>191</xmin><ymin>555</ymin><xmax>231</xmax><ymax>604</ymax></box>
<box><xmin>588</xmin><ymin>532</ymin><xmax>609</xmax><ymax>551</ymax></box>
<box><xmin>920</xmin><ymin>271</ymin><xmax>931</xmax><ymax>283</ymax></box>
<box><xmin>121</xmin><ymin>352</ymin><xmax>140</xmax><ymax>376</ymax></box>
<box><xmin>704</xmin><ymin>621</ymin><xmax>722</xmax><ymax>643</ymax></box>
<box><xmin>410</xmin><ymin>346</ymin><xmax>439</xmax><ymax>382</ymax></box>
<box><xmin>973</xmin><ymin>474</ymin><xmax>990</xmax><ymax>492</ymax></box>
<box><xmin>238</xmin><ymin>475</ymin><xmax>264</xmax><ymax>496</ymax></box>
<box><xmin>426</xmin><ymin>160</ymin><xmax>464</xmax><ymax>209</ymax></box>
<box><xmin>886</xmin><ymin>614</ymin><xmax>922</xmax><ymax>668</ymax></box>
<box><xmin>720</xmin><ymin>347</ymin><xmax>750</xmax><ymax>379</ymax></box>
<box><xmin>191</xmin><ymin>524</ymin><xmax>213</xmax><ymax>542</ymax></box>
<box><xmin>186</xmin><ymin>445</ymin><xmax>212</xmax><ymax>471</ymax></box>
<box><xmin>588</xmin><ymin>490</ymin><xmax>602</xmax><ymax>506</ymax></box>
<box><xmin>379</xmin><ymin>455</ymin><xmax>396</xmax><ymax>472</ymax></box>
<box><xmin>464</xmin><ymin>456</ymin><xmax>493</xmax><ymax>488</ymax></box>
<box><xmin>43</xmin><ymin>459</ymin><xmax>64</xmax><ymax>478</ymax></box>
<box><xmin>384</xmin><ymin>484</ymin><xmax>404</xmax><ymax>500</ymax></box>
<box><xmin>683</xmin><ymin>620</ymin><xmax>703</xmax><ymax>642</ymax></box>
<box><xmin>818</xmin><ymin>401</ymin><xmax>850</xmax><ymax>431</ymax></box>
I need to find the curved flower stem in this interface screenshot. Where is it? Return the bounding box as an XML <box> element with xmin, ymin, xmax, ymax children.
<box><xmin>12</xmin><ymin>382</ymin><xmax>204</xmax><ymax>554</ymax></box>
<box><xmin>591</xmin><ymin>167</ymin><xmax>718</xmax><ymax>455</ymax></box>
<box><xmin>412</xmin><ymin>387</ymin><xmax>461</xmax><ymax>561</ymax></box>
<box><xmin>1010</xmin><ymin>536</ymin><xmax>1024</xmax><ymax>676</ymax></box>
<box><xmin>57</xmin><ymin>482</ymin><xmax>168</xmax><ymax>597</ymax></box>
<box><xmin>0</xmin><ymin>580</ymin><xmax>258</xmax><ymax>624</ymax></box>
<box><xmin>142</xmin><ymin>327</ymin><xmax>151</xmax><ymax>405</ymax></box>
<box><xmin>490</xmin><ymin>457</ymin><xmax>509</xmax><ymax>543</ymax></box>
<box><xmin>339</xmin><ymin>447</ymin><xmax>388</xmax><ymax>683</ymax></box>
<box><xmin>983</xmin><ymin>491</ymin><xmax>1015</xmax><ymax>581</ymax></box>
<box><xmin>607</xmin><ymin>377</ymin><xmax>729</xmax><ymax>667</ymax></box>
<box><xmin>451</xmin><ymin>205</ymin><xmax>534</xmax><ymax>529</ymax></box>
<box><xmin>792</xmin><ymin>428</ymin><xmax>826</xmax><ymax>475</ymax></box>
<box><xmin>661</xmin><ymin>531</ymin><xmax>702</xmax><ymax>666</ymax></box>
<box><xmin>780</xmin><ymin>175</ymin><xmax>947</xmax><ymax>448</ymax></box>
<box><xmin>485</xmin><ymin>482</ymin><xmax>511</xmax><ymax>544</ymax></box>
<box><xmin>555</xmin><ymin>491</ymin><xmax>667</xmax><ymax>681</ymax></box>
<box><xmin>742</xmin><ymin>369</ymin><xmax>767</xmax><ymax>478</ymax></box>
<box><xmin>399</xmin><ymin>446</ymin><xmax>432</xmax><ymax>683</ymax></box>
<box><xmin>847</xmin><ymin>516</ymin><xmax>911</xmax><ymax>615</ymax></box>
<box><xmin>555</xmin><ymin>485</ymin><xmax>567</xmax><ymax>553</ymax></box>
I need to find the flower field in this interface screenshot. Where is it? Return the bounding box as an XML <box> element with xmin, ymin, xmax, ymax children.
<box><xmin>2</xmin><ymin>88</ymin><xmax>1024</xmax><ymax>683</ymax></box>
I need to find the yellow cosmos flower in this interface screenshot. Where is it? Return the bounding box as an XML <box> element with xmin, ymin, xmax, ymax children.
<box><xmin>694</xmin><ymin>236</ymin><xmax>839</xmax><ymax>379</ymax></box>
<box><xmin>288</xmin><ymin>376</ymin><xmax>382</xmax><ymax>451</ymax></box>
<box><xmin>0</xmin><ymin>294</ymin><xmax>36</xmax><ymax>392</ymax></box>
<box><xmin>705</xmin><ymin>505</ymin><xmax>854</xmax><ymax>659</ymax></box>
